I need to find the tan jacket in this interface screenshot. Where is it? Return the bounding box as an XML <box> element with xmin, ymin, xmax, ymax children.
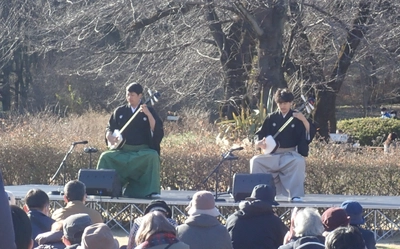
<box><xmin>51</xmin><ymin>200</ymin><xmax>103</xmax><ymax>223</ymax></box>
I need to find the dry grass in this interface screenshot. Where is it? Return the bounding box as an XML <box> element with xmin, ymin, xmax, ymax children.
<box><xmin>1</xmin><ymin>110</ymin><xmax>400</xmax><ymax>196</ymax></box>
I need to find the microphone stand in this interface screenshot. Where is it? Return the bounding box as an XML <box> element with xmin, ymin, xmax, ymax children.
<box><xmin>49</xmin><ymin>143</ymin><xmax>77</xmax><ymax>195</ymax></box>
<box><xmin>202</xmin><ymin>150</ymin><xmax>238</xmax><ymax>202</ymax></box>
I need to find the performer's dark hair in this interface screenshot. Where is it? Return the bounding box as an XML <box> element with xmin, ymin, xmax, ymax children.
<box><xmin>274</xmin><ymin>88</ymin><xmax>294</xmax><ymax>103</ymax></box>
<box><xmin>64</xmin><ymin>180</ymin><xmax>86</xmax><ymax>202</ymax></box>
<box><xmin>325</xmin><ymin>226</ymin><xmax>365</xmax><ymax>249</ymax></box>
<box><xmin>126</xmin><ymin>82</ymin><xmax>143</xmax><ymax>94</ymax></box>
<box><xmin>24</xmin><ymin>189</ymin><xmax>50</xmax><ymax>210</ymax></box>
<box><xmin>11</xmin><ymin>205</ymin><xmax>32</xmax><ymax>249</ymax></box>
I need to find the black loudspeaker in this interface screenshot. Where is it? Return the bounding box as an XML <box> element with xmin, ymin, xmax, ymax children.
<box><xmin>232</xmin><ymin>173</ymin><xmax>275</xmax><ymax>202</ymax></box>
<box><xmin>78</xmin><ymin>169</ymin><xmax>122</xmax><ymax>198</ymax></box>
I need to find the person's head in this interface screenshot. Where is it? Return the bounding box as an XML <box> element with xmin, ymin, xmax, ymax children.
<box><xmin>144</xmin><ymin>200</ymin><xmax>172</xmax><ymax>218</ymax></box>
<box><xmin>126</xmin><ymin>83</ymin><xmax>143</xmax><ymax>107</ymax></box>
<box><xmin>135</xmin><ymin>211</ymin><xmax>176</xmax><ymax>245</ymax></box>
<box><xmin>321</xmin><ymin>207</ymin><xmax>350</xmax><ymax>232</ymax></box>
<box><xmin>294</xmin><ymin>208</ymin><xmax>325</xmax><ymax>237</ymax></box>
<box><xmin>186</xmin><ymin>190</ymin><xmax>220</xmax><ymax>217</ymax></box>
<box><xmin>381</xmin><ymin>107</ymin><xmax>388</xmax><ymax>114</ymax></box>
<box><xmin>23</xmin><ymin>189</ymin><xmax>50</xmax><ymax>215</ymax></box>
<box><xmin>77</xmin><ymin>223</ymin><xmax>119</xmax><ymax>249</ymax></box>
<box><xmin>64</xmin><ymin>180</ymin><xmax>86</xmax><ymax>203</ymax></box>
<box><xmin>11</xmin><ymin>205</ymin><xmax>33</xmax><ymax>249</ymax></box>
<box><xmin>325</xmin><ymin>226</ymin><xmax>365</xmax><ymax>249</ymax></box>
<box><xmin>62</xmin><ymin>213</ymin><xmax>92</xmax><ymax>246</ymax></box>
<box><xmin>274</xmin><ymin>88</ymin><xmax>294</xmax><ymax>115</ymax></box>
<box><xmin>340</xmin><ymin>200</ymin><xmax>365</xmax><ymax>225</ymax></box>
<box><xmin>245</xmin><ymin>184</ymin><xmax>279</xmax><ymax>206</ymax></box>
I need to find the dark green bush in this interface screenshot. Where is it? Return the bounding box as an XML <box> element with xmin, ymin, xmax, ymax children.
<box><xmin>337</xmin><ymin>117</ymin><xmax>400</xmax><ymax>146</ymax></box>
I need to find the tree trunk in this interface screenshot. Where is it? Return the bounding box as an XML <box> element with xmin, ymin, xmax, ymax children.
<box><xmin>315</xmin><ymin>1</ymin><xmax>371</xmax><ymax>138</ymax></box>
<box><xmin>0</xmin><ymin>68</ymin><xmax>11</xmax><ymax>112</ymax></box>
<box><xmin>256</xmin><ymin>0</ymin><xmax>287</xmax><ymax>105</ymax></box>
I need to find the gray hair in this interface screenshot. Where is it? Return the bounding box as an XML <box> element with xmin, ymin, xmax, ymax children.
<box><xmin>294</xmin><ymin>208</ymin><xmax>324</xmax><ymax>237</ymax></box>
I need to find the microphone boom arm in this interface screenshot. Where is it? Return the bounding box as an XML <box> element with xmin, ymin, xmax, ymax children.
<box><xmin>50</xmin><ymin>143</ymin><xmax>76</xmax><ymax>185</ymax></box>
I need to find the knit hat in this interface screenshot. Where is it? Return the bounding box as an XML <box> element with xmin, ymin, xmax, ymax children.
<box><xmin>341</xmin><ymin>200</ymin><xmax>365</xmax><ymax>225</ymax></box>
<box><xmin>245</xmin><ymin>184</ymin><xmax>279</xmax><ymax>206</ymax></box>
<box><xmin>144</xmin><ymin>200</ymin><xmax>172</xmax><ymax>218</ymax></box>
<box><xmin>321</xmin><ymin>207</ymin><xmax>350</xmax><ymax>232</ymax></box>
<box><xmin>78</xmin><ymin>223</ymin><xmax>119</xmax><ymax>249</ymax></box>
<box><xmin>186</xmin><ymin>191</ymin><xmax>220</xmax><ymax>217</ymax></box>
<box><xmin>63</xmin><ymin>213</ymin><xmax>92</xmax><ymax>242</ymax></box>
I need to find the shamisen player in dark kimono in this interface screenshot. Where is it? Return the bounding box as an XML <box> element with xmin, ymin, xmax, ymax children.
<box><xmin>97</xmin><ymin>83</ymin><xmax>164</xmax><ymax>198</ymax></box>
<box><xmin>250</xmin><ymin>88</ymin><xmax>315</xmax><ymax>202</ymax></box>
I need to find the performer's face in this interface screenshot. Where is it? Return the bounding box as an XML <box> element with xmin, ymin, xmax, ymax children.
<box><xmin>278</xmin><ymin>102</ymin><xmax>292</xmax><ymax>115</ymax></box>
<box><xmin>126</xmin><ymin>91</ymin><xmax>142</xmax><ymax>107</ymax></box>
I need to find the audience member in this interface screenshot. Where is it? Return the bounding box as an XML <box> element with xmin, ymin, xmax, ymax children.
<box><xmin>135</xmin><ymin>211</ymin><xmax>189</xmax><ymax>249</ymax></box>
<box><xmin>11</xmin><ymin>205</ymin><xmax>34</xmax><ymax>249</ymax></box>
<box><xmin>62</xmin><ymin>213</ymin><xmax>92</xmax><ymax>249</ymax></box>
<box><xmin>77</xmin><ymin>223</ymin><xmax>119</xmax><ymax>249</ymax></box>
<box><xmin>52</xmin><ymin>180</ymin><xmax>103</xmax><ymax>223</ymax></box>
<box><xmin>341</xmin><ymin>200</ymin><xmax>376</xmax><ymax>249</ymax></box>
<box><xmin>279</xmin><ymin>208</ymin><xmax>324</xmax><ymax>249</ymax></box>
<box><xmin>176</xmin><ymin>190</ymin><xmax>232</xmax><ymax>249</ymax></box>
<box><xmin>325</xmin><ymin>226</ymin><xmax>365</xmax><ymax>249</ymax></box>
<box><xmin>35</xmin><ymin>221</ymin><xmax>65</xmax><ymax>249</ymax></box>
<box><xmin>0</xmin><ymin>170</ymin><xmax>17</xmax><ymax>249</ymax></box>
<box><xmin>380</xmin><ymin>107</ymin><xmax>390</xmax><ymax>118</ymax></box>
<box><xmin>321</xmin><ymin>207</ymin><xmax>350</xmax><ymax>236</ymax></box>
<box><xmin>127</xmin><ymin>200</ymin><xmax>178</xmax><ymax>249</ymax></box>
<box><xmin>226</xmin><ymin>184</ymin><xmax>288</xmax><ymax>249</ymax></box>
<box><xmin>24</xmin><ymin>189</ymin><xmax>55</xmax><ymax>247</ymax></box>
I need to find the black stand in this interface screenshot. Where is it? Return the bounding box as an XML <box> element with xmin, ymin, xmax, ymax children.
<box><xmin>84</xmin><ymin>147</ymin><xmax>98</xmax><ymax>169</ymax></box>
<box><xmin>49</xmin><ymin>144</ymin><xmax>77</xmax><ymax>195</ymax></box>
<box><xmin>202</xmin><ymin>150</ymin><xmax>238</xmax><ymax>202</ymax></box>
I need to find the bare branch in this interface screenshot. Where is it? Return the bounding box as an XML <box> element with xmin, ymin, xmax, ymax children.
<box><xmin>303</xmin><ymin>2</ymin><xmax>350</xmax><ymax>32</ymax></box>
<box><xmin>126</xmin><ymin>2</ymin><xmax>206</xmax><ymax>32</ymax></box>
<box><xmin>233</xmin><ymin>2</ymin><xmax>264</xmax><ymax>36</ymax></box>
<box><xmin>96</xmin><ymin>42</ymin><xmax>192</xmax><ymax>55</ymax></box>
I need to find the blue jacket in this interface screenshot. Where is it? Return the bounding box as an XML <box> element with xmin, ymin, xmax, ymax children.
<box><xmin>28</xmin><ymin>209</ymin><xmax>55</xmax><ymax>247</ymax></box>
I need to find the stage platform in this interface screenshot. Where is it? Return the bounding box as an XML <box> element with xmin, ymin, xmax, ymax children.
<box><xmin>6</xmin><ymin>184</ymin><xmax>400</xmax><ymax>241</ymax></box>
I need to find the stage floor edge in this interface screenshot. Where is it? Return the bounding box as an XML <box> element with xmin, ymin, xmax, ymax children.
<box><xmin>5</xmin><ymin>184</ymin><xmax>400</xmax><ymax>208</ymax></box>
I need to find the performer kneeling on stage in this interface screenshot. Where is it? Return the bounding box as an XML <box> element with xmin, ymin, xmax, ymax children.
<box><xmin>250</xmin><ymin>88</ymin><xmax>315</xmax><ymax>202</ymax></box>
<box><xmin>97</xmin><ymin>83</ymin><xmax>164</xmax><ymax>198</ymax></box>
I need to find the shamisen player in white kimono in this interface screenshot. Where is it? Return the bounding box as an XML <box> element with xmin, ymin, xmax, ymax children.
<box><xmin>250</xmin><ymin>88</ymin><xmax>316</xmax><ymax>202</ymax></box>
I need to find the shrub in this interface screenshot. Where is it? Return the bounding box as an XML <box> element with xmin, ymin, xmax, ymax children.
<box><xmin>1</xmin><ymin>110</ymin><xmax>400</xmax><ymax>197</ymax></box>
<box><xmin>337</xmin><ymin>117</ymin><xmax>400</xmax><ymax>146</ymax></box>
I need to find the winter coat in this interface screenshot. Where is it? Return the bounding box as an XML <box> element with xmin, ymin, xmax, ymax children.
<box><xmin>225</xmin><ymin>200</ymin><xmax>288</xmax><ymax>249</ymax></box>
<box><xmin>176</xmin><ymin>214</ymin><xmax>232</xmax><ymax>249</ymax></box>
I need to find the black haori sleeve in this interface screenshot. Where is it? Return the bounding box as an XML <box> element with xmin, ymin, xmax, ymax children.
<box><xmin>297</xmin><ymin>118</ymin><xmax>316</xmax><ymax>157</ymax></box>
<box><xmin>148</xmin><ymin>106</ymin><xmax>164</xmax><ymax>155</ymax></box>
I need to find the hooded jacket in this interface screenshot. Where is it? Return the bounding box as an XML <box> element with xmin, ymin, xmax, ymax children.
<box><xmin>225</xmin><ymin>200</ymin><xmax>288</xmax><ymax>249</ymax></box>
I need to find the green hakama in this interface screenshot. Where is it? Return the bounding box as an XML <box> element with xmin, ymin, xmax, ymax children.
<box><xmin>97</xmin><ymin>144</ymin><xmax>161</xmax><ymax>198</ymax></box>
